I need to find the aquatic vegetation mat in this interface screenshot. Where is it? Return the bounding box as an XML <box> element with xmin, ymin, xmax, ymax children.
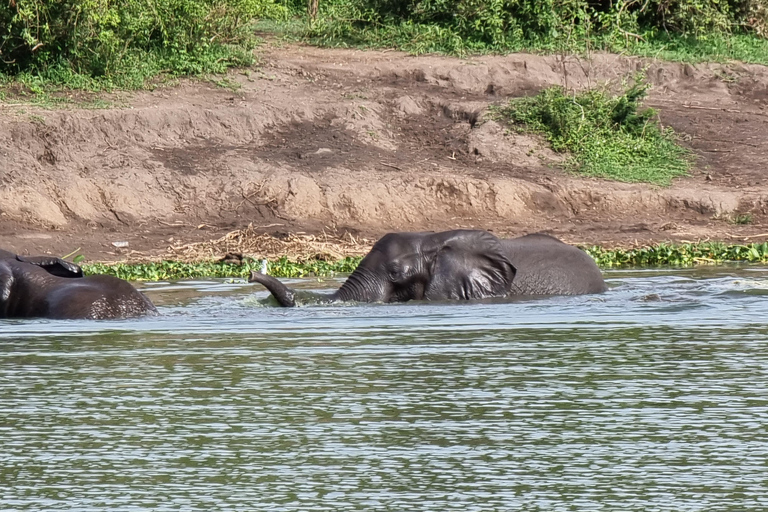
<box><xmin>83</xmin><ymin>256</ymin><xmax>362</xmax><ymax>281</ymax></box>
<box><xmin>584</xmin><ymin>242</ymin><xmax>768</xmax><ymax>267</ymax></box>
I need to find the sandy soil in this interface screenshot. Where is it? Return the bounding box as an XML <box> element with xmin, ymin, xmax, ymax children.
<box><xmin>2</xmin><ymin>43</ymin><xmax>768</xmax><ymax>262</ymax></box>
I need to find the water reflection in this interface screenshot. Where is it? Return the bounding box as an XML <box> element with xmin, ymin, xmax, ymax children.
<box><xmin>1</xmin><ymin>266</ymin><xmax>768</xmax><ymax>511</ymax></box>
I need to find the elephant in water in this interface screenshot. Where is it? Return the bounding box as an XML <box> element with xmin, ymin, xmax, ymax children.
<box><xmin>249</xmin><ymin>230</ymin><xmax>606</xmax><ymax>307</ymax></box>
<box><xmin>0</xmin><ymin>249</ymin><xmax>157</xmax><ymax>320</ymax></box>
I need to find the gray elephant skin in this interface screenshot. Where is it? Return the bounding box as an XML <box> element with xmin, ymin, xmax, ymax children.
<box><xmin>249</xmin><ymin>230</ymin><xmax>606</xmax><ymax>307</ymax></box>
<box><xmin>1</xmin><ymin>249</ymin><xmax>157</xmax><ymax>320</ymax></box>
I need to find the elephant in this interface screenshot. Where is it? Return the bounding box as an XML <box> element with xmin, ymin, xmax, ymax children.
<box><xmin>249</xmin><ymin>230</ymin><xmax>606</xmax><ymax>307</ymax></box>
<box><xmin>1</xmin><ymin>250</ymin><xmax>157</xmax><ymax>320</ymax></box>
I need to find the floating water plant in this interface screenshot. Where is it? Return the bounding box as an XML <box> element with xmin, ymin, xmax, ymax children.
<box><xmin>82</xmin><ymin>256</ymin><xmax>362</xmax><ymax>281</ymax></box>
<box><xmin>584</xmin><ymin>242</ymin><xmax>768</xmax><ymax>267</ymax></box>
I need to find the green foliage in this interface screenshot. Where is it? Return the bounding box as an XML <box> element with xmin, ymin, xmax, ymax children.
<box><xmin>300</xmin><ymin>0</ymin><xmax>595</xmax><ymax>51</ymax></box>
<box><xmin>732</xmin><ymin>213</ymin><xmax>754</xmax><ymax>225</ymax></box>
<box><xmin>0</xmin><ymin>0</ymin><xmax>288</xmax><ymax>88</ymax></box>
<box><xmin>497</xmin><ymin>77</ymin><xmax>691</xmax><ymax>185</ymax></box>
<box><xmin>273</xmin><ymin>0</ymin><xmax>768</xmax><ymax>63</ymax></box>
<box><xmin>82</xmin><ymin>256</ymin><xmax>363</xmax><ymax>281</ymax></box>
<box><xmin>584</xmin><ymin>242</ymin><xmax>768</xmax><ymax>267</ymax></box>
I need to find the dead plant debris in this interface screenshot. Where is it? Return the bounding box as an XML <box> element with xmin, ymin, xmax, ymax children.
<box><xmin>163</xmin><ymin>224</ymin><xmax>375</xmax><ymax>262</ymax></box>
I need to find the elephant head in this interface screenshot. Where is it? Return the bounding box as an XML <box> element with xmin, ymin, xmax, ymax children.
<box><xmin>250</xmin><ymin>230</ymin><xmax>517</xmax><ymax>306</ymax></box>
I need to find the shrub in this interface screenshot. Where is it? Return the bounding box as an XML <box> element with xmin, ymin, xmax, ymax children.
<box><xmin>0</xmin><ymin>0</ymin><xmax>288</xmax><ymax>81</ymax></box>
<box><xmin>289</xmin><ymin>0</ymin><xmax>768</xmax><ymax>54</ymax></box>
<box><xmin>498</xmin><ymin>77</ymin><xmax>691</xmax><ymax>185</ymax></box>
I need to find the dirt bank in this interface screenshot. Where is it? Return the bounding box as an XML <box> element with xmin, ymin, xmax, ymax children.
<box><xmin>2</xmin><ymin>44</ymin><xmax>768</xmax><ymax>262</ymax></box>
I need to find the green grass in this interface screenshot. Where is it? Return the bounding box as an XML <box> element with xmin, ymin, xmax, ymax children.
<box><xmin>80</xmin><ymin>242</ymin><xmax>768</xmax><ymax>281</ymax></box>
<box><xmin>0</xmin><ymin>43</ymin><xmax>257</xmax><ymax>107</ymax></box>
<box><xmin>5</xmin><ymin>16</ymin><xmax>768</xmax><ymax>107</ymax></box>
<box><xmin>618</xmin><ymin>32</ymin><xmax>768</xmax><ymax>66</ymax></box>
<box><xmin>495</xmin><ymin>78</ymin><xmax>692</xmax><ymax>186</ymax></box>
<box><xmin>0</xmin><ymin>0</ymin><xmax>288</xmax><ymax>102</ymax></box>
<box><xmin>256</xmin><ymin>17</ymin><xmax>768</xmax><ymax>66</ymax></box>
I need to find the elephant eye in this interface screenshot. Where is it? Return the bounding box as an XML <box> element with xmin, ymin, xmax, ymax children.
<box><xmin>387</xmin><ymin>262</ymin><xmax>405</xmax><ymax>281</ymax></box>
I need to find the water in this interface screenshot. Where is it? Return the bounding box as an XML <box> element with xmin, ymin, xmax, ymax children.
<box><xmin>2</xmin><ymin>266</ymin><xmax>768</xmax><ymax>511</ymax></box>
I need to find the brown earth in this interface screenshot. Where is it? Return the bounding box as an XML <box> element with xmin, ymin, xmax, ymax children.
<box><xmin>2</xmin><ymin>44</ymin><xmax>768</xmax><ymax>262</ymax></box>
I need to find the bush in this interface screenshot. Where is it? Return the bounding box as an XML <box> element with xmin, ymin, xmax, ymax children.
<box><xmin>0</xmin><ymin>0</ymin><xmax>288</xmax><ymax>82</ymax></box>
<box><xmin>290</xmin><ymin>0</ymin><xmax>768</xmax><ymax>54</ymax></box>
<box><xmin>303</xmin><ymin>0</ymin><xmax>593</xmax><ymax>48</ymax></box>
<box><xmin>498</xmin><ymin>77</ymin><xmax>691</xmax><ymax>185</ymax></box>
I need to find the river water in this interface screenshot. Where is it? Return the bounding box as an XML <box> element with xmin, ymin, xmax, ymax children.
<box><xmin>1</xmin><ymin>266</ymin><xmax>768</xmax><ymax>511</ymax></box>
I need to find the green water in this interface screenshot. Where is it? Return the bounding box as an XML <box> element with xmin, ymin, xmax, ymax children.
<box><xmin>2</xmin><ymin>267</ymin><xmax>768</xmax><ymax>510</ymax></box>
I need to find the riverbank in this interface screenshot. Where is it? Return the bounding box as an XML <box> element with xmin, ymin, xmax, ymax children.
<box><xmin>2</xmin><ymin>44</ymin><xmax>768</xmax><ymax>263</ymax></box>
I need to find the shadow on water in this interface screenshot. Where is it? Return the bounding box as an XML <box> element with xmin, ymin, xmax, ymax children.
<box><xmin>1</xmin><ymin>265</ymin><xmax>768</xmax><ymax>510</ymax></box>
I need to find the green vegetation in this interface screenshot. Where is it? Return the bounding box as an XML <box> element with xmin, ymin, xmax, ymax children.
<box><xmin>82</xmin><ymin>256</ymin><xmax>362</xmax><ymax>281</ymax></box>
<box><xmin>3</xmin><ymin>0</ymin><xmax>768</xmax><ymax>100</ymax></box>
<box><xmin>280</xmin><ymin>0</ymin><xmax>768</xmax><ymax>64</ymax></box>
<box><xmin>732</xmin><ymin>213</ymin><xmax>755</xmax><ymax>225</ymax></box>
<box><xmin>80</xmin><ymin>242</ymin><xmax>768</xmax><ymax>281</ymax></box>
<box><xmin>0</xmin><ymin>0</ymin><xmax>288</xmax><ymax>94</ymax></box>
<box><xmin>585</xmin><ymin>241</ymin><xmax>768</xmax><ymax>267</ymax></box>
<box><xmin>496</xmin><ymin>77</ymin><xmax>691</xmax><ymax>185</ymax></box>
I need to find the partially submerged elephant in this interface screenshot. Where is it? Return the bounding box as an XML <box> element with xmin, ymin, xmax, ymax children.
<box><xmin>0</xmin><ymin>249</ymin><xmax>157</xmax><ymax>320</ymax></box>
<box><xmin>249</xmin><ymin>230</ymin><xmax>606</xmax><ymax>307</ymax></box>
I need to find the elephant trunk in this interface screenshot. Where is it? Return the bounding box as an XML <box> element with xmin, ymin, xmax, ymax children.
<box><xmin>249</xmin><ymin>272</ymin><xmax>296</xmax><ymax>307</ymax></box>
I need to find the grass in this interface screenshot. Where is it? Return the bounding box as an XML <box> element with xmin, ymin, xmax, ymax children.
<box><xmin>732</xmin><ymin>213</ymin><xmax>754</xmax><ymax>225</ymax></box>
<box><xmin>495</xmin><ymin>77</ymin><xmax>692</xmax><ymax>186</ymax></box>
<box><xmin>0</xmin><ymin>39</ymin><xmax>260</xmax><ymax>108</ymax></box>
<box><xmin>620</xmin><ymin>32</ymin><xmax>768</xmax><ymax>66</ymax></box>
<box><xmin>255</xmin><ymin>18</ymin><xmax>768</xmax><ymax>66</ymax></box>
<box><xmin>80</xmin><ymin>242</ymin><xmax>768</xmax><ymax>281</ymax></box>
<box><xmin>4</xmin><ymin>15</ymin><xmax>768</xmax><ymax>109</ymax></box>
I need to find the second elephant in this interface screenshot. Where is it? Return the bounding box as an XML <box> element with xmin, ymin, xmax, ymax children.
<box><xmin>250</xmin><ymin>230</ymin><xmax>606</xmax><ymax>306</ymax></box>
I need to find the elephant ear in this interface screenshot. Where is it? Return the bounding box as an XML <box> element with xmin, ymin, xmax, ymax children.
<box><xmin>424</xmin><ymin>230</ymin><xmax>516</xmax><ymax>300</ymax></box>
<box><xmin>16</xmin><ymin>255</ymin><xmax>84</xmax><ymax>278</ymax></box>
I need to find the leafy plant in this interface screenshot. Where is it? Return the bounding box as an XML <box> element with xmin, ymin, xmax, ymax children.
<box><xmin>732</xmin><ymin>213</ymin><xmax>754</xmax><ymax>225</ymax></box>
<box><xmin>584</xmin><ymin>241</ymin><xmax>768</xmax><ymax>267</ymax></box>
<box><xmin>0</xmin><ymin>0</ymin><xmax>288</xmax><ymax>89</ymax></box>
<box><xmin>267</xmin><ymin>0</ymin><xmax>768</xmax><ymax>65</ymax></box>
<box><xmin>497</xmin><ymin>77</ymin><xmax>692</xmax><ymax>185</ymax></box>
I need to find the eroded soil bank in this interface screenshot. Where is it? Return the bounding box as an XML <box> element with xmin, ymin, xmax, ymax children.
<box><xmin>2</xmin><ymin>44</ymin><xmax>768</xmax><ymax>261</ymax></box>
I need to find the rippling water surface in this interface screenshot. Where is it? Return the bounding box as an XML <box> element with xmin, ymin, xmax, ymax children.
<box><xmin>2</xmin><ymin>266</ymin><xmax>768</xmax><ymax>511</ymax></box>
